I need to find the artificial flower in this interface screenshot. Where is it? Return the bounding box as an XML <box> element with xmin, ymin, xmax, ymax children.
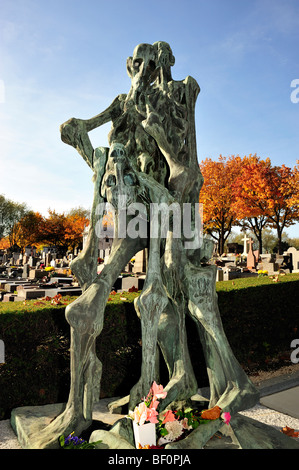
<box><xmin>161</xmin><ymin>410</ymin><xmax>177</xmax><ymax>425</ymax></box>
<box><xmin>158</xmin><ymin>420</ymin><xmax>184</xmax><ymax>444</ymax></box>
<box><xmin>200</xmin><ymin>405</ymin><xmax>222</xmax><ymax>420</ymax></box>
<box><xmin>222</xmin><ymin>411</ymin><xmax>231</xmax><ymax>425</ymax></box>
<box><xmin>150</xmin><ymin>381</ymin><xmax>167</xmax><ymax>400</ymax></box>
<box><xmin>181</xmin><ymin>417</ymin><xmax>193</xmax><ymax>430</ymax></box>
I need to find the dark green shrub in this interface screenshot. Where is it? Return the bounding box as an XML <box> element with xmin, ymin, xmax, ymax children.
<box><xmin>0</xmin><ymin>273</ymin><xmax>298</xmax><ymax>419</ymax></box>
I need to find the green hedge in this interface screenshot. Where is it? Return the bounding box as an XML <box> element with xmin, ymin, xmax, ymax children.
<box><xmin>0</xmin><ymin>274</ymin><xmax>298</xmax><ymax>420</ymax></box>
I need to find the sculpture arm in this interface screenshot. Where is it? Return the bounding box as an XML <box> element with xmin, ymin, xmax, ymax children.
<box><xmin>60</xmin><ymin>94</ymin><xmax>126</xmax><ymax>169</ymax></box>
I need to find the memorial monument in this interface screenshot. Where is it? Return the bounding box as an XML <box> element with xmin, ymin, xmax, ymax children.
<box><xmin>11</xmin><ymin>42</ymin><xmax>299</xmax><ymax>449</ymax></box>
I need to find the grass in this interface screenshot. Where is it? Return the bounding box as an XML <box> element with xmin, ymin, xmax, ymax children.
<box><xmin>1</xmin><ymin>273</ymin><xmax>298</xmax><ymax>314</ymax></box>
<box><xmin>216</xmin><ymin>272</ymin><xmax>299</xmax><ymax>292</ymax></box>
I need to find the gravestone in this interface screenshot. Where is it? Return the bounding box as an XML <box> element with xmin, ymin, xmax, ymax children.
<box><xmin>246</xmin><ymin>239</ymin><xmax>256</xmax><ymax>270</ymax></box>
<box><xmin>132</xmin><ymin>249</ymin><xmax>147</xmax><ymax>273</ymax></box>
<box><xmin>45</xmin><ymin>253</ymin><xmax>52</xmax><ymax>267</ymax></box>
<box><xmin>260</xmin><ymin>254</ymin><xmax>277</xmax><ymax>273</ymax></box>
<box><xmin>22</xmin><ymin>264</ymin><xmax>30</xmax><ymax>279</ymax></box>
<box><xmin>286</xmin><ymin>247</ymin><xmax>299</xmax><ymax>272</ymax></box>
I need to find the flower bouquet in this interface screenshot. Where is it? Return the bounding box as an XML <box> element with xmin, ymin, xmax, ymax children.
<box><xmin>128</xmin><ymin>382</ymin><xmax>231</xmax><ymax>449</ymax></box>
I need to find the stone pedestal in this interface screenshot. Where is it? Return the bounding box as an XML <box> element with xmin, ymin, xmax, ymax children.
<box><xmin>10</xmin><ymin>398</ymin><xmax>299</xmax><ymax>449</ymax></box>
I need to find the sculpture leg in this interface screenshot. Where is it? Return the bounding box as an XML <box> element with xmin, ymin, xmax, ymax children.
<box><xmin>157</xmin><ymin>298</ymin><xmax>198</xmax><ymax>409</ymax></box>
<box><xmin>184</xmin><ymin>263</ymin><xmax>259</xmax><ymax>416</ymax></box>
<box><xmin>29</xmin><ymin>235</ymin><xmax>145</xmax><ymax>448</ymax></box>
<box><xmin>128</xmin><ymin>233</ymin><xmax>169</xmax><ymax>409</ymax></box>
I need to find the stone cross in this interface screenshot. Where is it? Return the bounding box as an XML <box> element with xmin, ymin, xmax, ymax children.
<box><xmin>242</xmin><ymin>234</ymin><xmax>250</xmax><ymax>256</ymax></box>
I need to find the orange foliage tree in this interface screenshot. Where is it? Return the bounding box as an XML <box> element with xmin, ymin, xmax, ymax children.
<box><xmin>199</xmin><ymin>155</ymin><xmax>243</xmax><ymax>255</ymax></box>
<box><xmin>64</xmin><ymin>208</ymin><xmax>90</xmax><ymax>251</ymax></box>
<box><xmin>231</xmin><ymin>155</ymin><xmax>272</xmax><ymax>254</ymax></box>
<box><xmin>228</xmin><ymin>156</ymin><xmax>299</xmax><ymax>255</ymax></box>
<box><xmin>39</xmin><ymin>210</ymin><xmax>67</xmax><ymax>247</ymax></box>
<box><xmin>265</xmin><ymin>163</ymin><xmax>299</xmax><ymax>254</ymax></box>
<box><xmin>39</xmin><ymin>207</ymin><xmax>90</xmax><ymax>251</ymax></box>
<box><xmin>13</xmin><ymin>211</ymin><xmax>44</xmax><ymax>253</ymax></box>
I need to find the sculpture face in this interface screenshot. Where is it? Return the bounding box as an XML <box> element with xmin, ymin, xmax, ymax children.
<box><xmin>101</xmin><ymin>142</ymin><xmax>138</xmax><ymax>210</ymax></box>
<box><xmin>127</xmin><ymin>43</ymin><xmax>158</xmax><ymax>90</ymax></box>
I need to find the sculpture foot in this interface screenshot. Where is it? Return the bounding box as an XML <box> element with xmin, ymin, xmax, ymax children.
<box><xmin>160</xmin><ymin>373</ymin><xmax>198</xmax><ymax>411</ymax></box>
<box><xmin>213</xmin><ymin>379</ymin><xmax>259</xmax><ymax>416</ymax></box>
<box><xmin>28</xmin><ymin>404</ymin><xmax>91</xmax><ymax>449</ymax></box>
<box><xmin>107</xmin><ymin>395</ymin><xmax>130</xmax><ymax>414</ymax></box>
<box><xmin>165</xmin><ymin>418</ymin><xmax>222</xmax><ymax>449</ymax></box>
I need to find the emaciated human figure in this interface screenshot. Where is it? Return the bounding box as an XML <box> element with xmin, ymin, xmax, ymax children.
<box><xmin>29</xmin><ymin>42</ymin><xmax>259</xmax><ymax>449</ymax></box>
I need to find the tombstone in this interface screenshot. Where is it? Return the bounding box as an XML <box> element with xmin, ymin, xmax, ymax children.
<box><xmin>22</xmin><ymin>264</ymin><xmax>30</xmax><ymax>279</ymax></box>
<box><xmin>23</xmin><ymin>254</ymin><xmax>29</xmax><ymax>265</ymax></box>
<box><xmin>29</xmin><ymin>256</ymin><xmax>38</xmax><ymax>268</ymax></box>
<box><xmin>12</xmin><ymin>252</ymin><xmax>19</xmax><ymax>265</ymax></box>
<box><xmin>45</xmin><ymin>253</ymin><xmax>52</xmax><ymax>267</ymax></box>
<box><xmin>286</xmin><ymin>247</ymin><xmax>299</xmax><ymax>272</ymax></box>
<box><xmin>227</xmin><ymin>243</ymin><xmax>243</xmax><ymax>254</ymax></box>
<box><xmin>132</xmin><ymin>249</ymin><xmax>147</xmax><ymax>273</ymax></box>
<box><xmin>246</xmin><ymin>239</ymin><xmax>257</xmax><ymax>270</ymax></box>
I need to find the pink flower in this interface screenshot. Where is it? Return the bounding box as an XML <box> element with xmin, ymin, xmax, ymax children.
<box><xmin>181</xmin><ymin>417</ymin><xmax>192</xmax><ymax>430</ymax></box>
<box><xmin>222</xmin><ymin>412</ymin><xmax>231</xmax><ymax>425</ymax></box>
<box><xmin>150</xmin><ymin>381</ymin><xmax>167</xmax><ymax>400</ymax></box>
<box><xmin>146</xmin><ymin>407</ymin><xmax>159</xmax><ymax>424</ymax></box>
<box><xmin>146</xmin><ymin>382</ymin><xmax>167</xmax><ymax>410</ymax></box>
<box><xmin>161</xmin><ymin>410</ymin><xmax>177</xmax><ymax>425</ymax></box>
<box><xmin>131</xmin><ymin>401</ymin><xmax>159</xmax><ymax>425</ymax></box>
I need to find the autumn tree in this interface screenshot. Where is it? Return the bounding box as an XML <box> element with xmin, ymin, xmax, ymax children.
<box><xmin>13</xmin><ymin>211</ymin><xmax>44</xmax><ymax>253</ymax></box>
<box><xmin>0</xmin><ymin>195</ymin><xmax>28</xmax><ymax>247</ymax></box>
<box><xmin>38</xmin><ymin>207</ymin><xmax>90</xmax><ymax>251</ymax></box>
<box><xmin>232</xmin><ymin>157</ymin><xmax>299</xmax><ymax>254</ymax></box>
<box><xmin>231</xmin><ymin>155</ymin><xmax>272</xmax><ymax>254</ymax></box>
<box><xmin>265</xmin><ymin>164</ymin><xmax>299</xmax><ymax>254</ymax></box>
<box><xmin>39</xmin><ymin>210</ymin><xmax>67</xmax><ymax>247</ymax></box>
<box><xmin>199</xmin><ymin>155</ymin><xmax>243</xmax><ymax>254</ymax></box>
<box><xmin>64</xmin><ymin>207</ymin><xmax>90</xmax><ymax>251</ymax></box>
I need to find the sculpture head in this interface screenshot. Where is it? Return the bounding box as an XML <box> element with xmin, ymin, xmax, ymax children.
<box><xmin>126</xmin><ymin>43</ymin><xmax>158</xmax><ymax>90</ymax></box>
<box><xmin>153</xmin><ymin>41</ymin><xmax>175</xmax><ymax>83</ymax></box>
<box><xmin>101</xmin><ymin>142</ymin><xmax>139</xmax><ymax>210</ymax></box>
<box><xmin>153</xmin><ymin>41</ymin><xmax>175</xmax><ymax>68</ymax></box>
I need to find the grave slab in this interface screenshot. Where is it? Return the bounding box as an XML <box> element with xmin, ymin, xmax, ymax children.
<box><xmin>260</xmin><ymin>386</ymin><xmax>299</xmax><ymax>419</ymax></box>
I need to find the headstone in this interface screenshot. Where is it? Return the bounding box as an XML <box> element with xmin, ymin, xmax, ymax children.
<box><xmin>132</xmin><ymin>249</ymin><xmax>147</xmax><ymax>273</ymax></box>
<box><xmin>227</xmin><ymin>243</ymin><xmax>243</xmax><ymax>254</ymax></box>
<box><xmin>286</xmin><ymin>247</ymin><xmax>299</xmax><ymax>272</ymax></box>
<box><xmin>12</xmin><ymin>252</ymin><xmax>19</xmax><ymax>265</ymax></box>
<box><xmin>45</xmin><ymin>253</ymin><xmax>52</xmax><ymax>267</ymax></box>
<box><xmin>22</xmin><ymin>264</ymin><xmax>30</xmax><ymax>279</ymax></box>
<box><xmin>246</xmin><ymin>239</ymin><xmax>256</xmax><ymax>270</ymax></box>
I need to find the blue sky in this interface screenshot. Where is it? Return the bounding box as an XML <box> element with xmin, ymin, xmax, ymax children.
<box><xmin>1</xmin><ymin>0</ymin><xmax>299</xmax><ymax>237</ymax></box>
